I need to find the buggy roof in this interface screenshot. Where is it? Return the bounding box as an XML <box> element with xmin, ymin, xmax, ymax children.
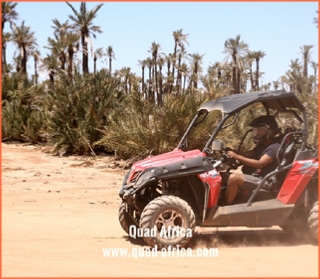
<box><xmin>198</xmin><ymin>90</ymin><xmax>305</xmax><ymax>114</ymax></box>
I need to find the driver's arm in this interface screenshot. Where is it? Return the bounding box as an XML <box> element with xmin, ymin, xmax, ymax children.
<box><xmin>237</xmin><ymin>150</ymin><xmax>254</xmax><ymax>158</ymax></box>
<box><xmin>227</xmin><ymin>151</ymin><xmax>273</xmax><ymax>169</ymax></box>
<box><xmin>226</xmin><ymin>147</ymin><xmax>254</xmax><ymax>158</ymax></box>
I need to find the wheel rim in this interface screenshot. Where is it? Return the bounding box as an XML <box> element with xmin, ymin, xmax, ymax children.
<box><xmin>155</xmin><ymin>209</ymin><xmax>185</xmax><ymax>240</ymax></box>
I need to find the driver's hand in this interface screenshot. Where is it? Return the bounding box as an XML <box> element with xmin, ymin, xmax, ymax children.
<box><xmin>225</xmin><ymin>146</ymin><xmax>233</xmax><ymax>152</ymax></box>
<box><xmin>227</xmin><ymin>151</ymin><xmax>240</xmax><ymax>160</ymax></box>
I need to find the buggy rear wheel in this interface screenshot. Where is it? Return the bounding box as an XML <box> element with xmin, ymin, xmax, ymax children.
<box><xmin>139</xmin><ymin>196</ymin><xmax>195</xmax><ymax>249</ymax></box>
<box><xmin>308</xmin><ymin>201</ymin><xmax>318</xmax><ymax>243</ymax></box>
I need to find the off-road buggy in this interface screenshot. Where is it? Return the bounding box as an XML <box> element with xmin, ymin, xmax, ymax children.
<box><xmin>118</xmin><ymin>90</ymin><xmax>318</xmax><ymax>248</ymax></box>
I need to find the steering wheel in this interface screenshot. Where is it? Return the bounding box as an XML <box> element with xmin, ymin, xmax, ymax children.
<box><xmin>221</xmin><ymin>145</ymin><xmax>240</xmax><ymax>170</ymax></box>
<box><xmin>221</xmin><ymin>153</ymin><xmax>239</xmax><ymax>169</ymax></box>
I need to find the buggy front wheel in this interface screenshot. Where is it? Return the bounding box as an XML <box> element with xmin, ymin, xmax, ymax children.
<box><xmin>139</xmin><ymin>196</ymin><xmax>196</xmax><ymax>249</ymax></box>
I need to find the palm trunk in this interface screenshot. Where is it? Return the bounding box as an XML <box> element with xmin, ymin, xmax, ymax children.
<box><xmin>159</xmin><ymin>65</ymin><xmax>163</xmax><ymax>103</ymax></box>
<box><xmin>60</xmin><ymin>55</ymin><xmax>66</xmax><ymax>70</ymax></box>
<box><xmin>249</xmin><ymin>64</ymin><xmax>254</xmax><ymax>90</ymax></box>
<box><xmin>166</xmin><ymin>60</ymin><xmax>171</xmax><ymax>94</ymax></box>
<box><xmin>237</xmin><ymin>71</ymin><xmax>241</xmax><ymax>92</ymax></box>
<box><xmin>313</xmin><ymin>67</ymin><xmax>317</xmax><ymax>92</ymax></box>
<box><xmin>34</xmin><ymin>59</ymin><xmax>38</xmax><ymax>85</ymax></box>
<box><xmin>176</xmin><ymin>54</ymin><xmax>182</xmax><ymax>94</ymax></box>
<box><xmin>21</xmin><ymin>46</ymin><xmax>27</xmax><ymax>74</ymax></box>
<box><xmin>171</xmin><ymin>43</ymin><xmax>178</xmax><ymax>85</ymax></box>
<box><xmin>193</xmin><ymin>63</ymin><xmax>198</xmax><ymax>89</ymax></box>
<box><xmin>141</xmin><ymin>66</ymin><xmax>145</xmax><ymax>95</ymax></box>
<box><xmin>255</xmin><ymin>58</ymin><xmax>260</xmax><ymax>90</ymax></box>
<box><xmin>94</xmin><ymin>57</ymin><xmax>97</xmax><ymax>75</ymax></box>
<box><xmin>2</xmin><ymin>21</ymin><xmax>8</xmax><ymax>67</ymax></box>
<box><xmin>303</xmin><ymin>54</ymin><xmax>308</xmax><ymax>77</ymax></box>
<box><xmin>49</xmin><ymin>70</ymin><xmax>55</xmax><ymax>89</ymax></box>
<box><xmin>154</xmin><ymin>65</ymin><xmax>159</xmax><ymax>103</ymax></box>
<box><xmin>68</xmin><ymin>48</ymin><xmax>74</xmax><ymax>78</ymax></box>
<box><xmin>148</xmin><ymin>66</ymin><xmax>153</xmax><ymax>102</ymax></box>
<box><xmin>2</xmin><ymin>41</ymin><xmax>7</xmax><ymax>67</ymax></box>
<box><xmin>82</xmin><ymin>35</ymin><xmax>88</xmax><ymax>73</ymax></box>
<box><xmin>232</xmin><ymin>65</ymin><xmax>237</xmax><ymax>93</ymax></box>
<box><xmin>183</xmin><ymin>75</ymin><xmax>186</xmax><ymax>94</ymax></box>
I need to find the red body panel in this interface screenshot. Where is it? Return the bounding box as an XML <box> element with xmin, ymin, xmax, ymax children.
<box><xmin>277</xmin><ymin>159</ymin><xmax>318</xmax><ymax>204</ymax></box>
<box><xmin>128</xmin><ymin>149</ymin><xmax>223</xmax><ymax>206</ymax></box>
<box><xmin>198</xmin><ymin>170</ymin><xmax>222</xmax><ymax>208</ymax></box>
<box><xmin>128</xmin><ymin>149</ymin><xmax>206</xmax><ymax>182</ymax></box>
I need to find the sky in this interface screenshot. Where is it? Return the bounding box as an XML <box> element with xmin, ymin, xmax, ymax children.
<box><xmin>3</xmin><ymin>1</ymin><xmax>319</xmax><ymax>87</ymax></box>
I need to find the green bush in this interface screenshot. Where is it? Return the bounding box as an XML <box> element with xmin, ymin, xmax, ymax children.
<box><xmin>2</xmin><ymin>75</ymin><xmax>46</xmax><ymax>143</ymax></box>
<box><xmin>43</xmin><ymin>70</ymin><xmax>124</xmax><ymax>155</ymax></box>
<box><xmin>96</xmin><ymin>90</ymin><xmax>216</xmax><ymax>159</ymax></box>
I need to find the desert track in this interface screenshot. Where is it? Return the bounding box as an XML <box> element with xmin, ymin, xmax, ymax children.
<box><xmin>1</xmin><ymin>143</ymin><xmax>318</xmax><ymax>277</ymax></box>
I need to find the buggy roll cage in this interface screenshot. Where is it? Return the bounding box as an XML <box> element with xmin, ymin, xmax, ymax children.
<box><xmin>177</xmin><ymin>90</ymin><xmax>309</xmax><ymax>153</ymax></box>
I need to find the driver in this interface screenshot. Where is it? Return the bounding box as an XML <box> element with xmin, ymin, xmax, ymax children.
<box><xmin>225</xmin><ymin>115</ymin><xmax>280</xmax><ymax>205</ymax></box>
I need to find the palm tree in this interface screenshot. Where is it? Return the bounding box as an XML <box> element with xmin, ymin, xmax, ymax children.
<box><xmin>2</xmin><ymin>2</ymin><xmax>18</xmax><ymax>32</ymax></box>
<box><xmin>165</xmin><ymin>53</ymin><xmax>174</xmax><ymax>94</ymax></box>
<box><xmin>32</xmin><ymin>49</ymin><xmax>41</xmax><ymax>85</ymax></box>
<box><xmin>172</xmin><ymin>29</ymin><xmax>189</xmax><ymax>87</ymax></box>
<box><xmin>138</xmin><ymin>59</ymin><xmax>147</xmax><ymax>95</ymax></box>
<box><xmin>244</xmin><ymin>52</ymin><xmax>255</xmax><ymax>90</ymax></box>
<box><xmin>251</xmin><ymin>50</ymin><xmax>266</xmax><ymax>90</ymax></box>
<box><xmin>188</xmin><ymin>52</ymin><xmax>204</xmax><ymax>90</ymax></box>
<box><xmin>106</xmin><ymin>45</ymin><xmax>115</xmax><ymax>74</ymax></box>
<box><xmin>13</xmin><ymin>55</ymin><xmax>21</xmax><ymax>72</ymax></box>
<box><xmin>211</xmin><ymin>61</ymin><xmax>225</xmax><ymax>88</ymax></box>
<box><xmin>2</xmin><ymin>2</ymin><xmax>18</xmax><ymax>67</ymax></box>
<box><xmin>279</xmin><ymin>75</ymin><xmax>288</xmax><ymax>90</ymax></box>
<box><xmin>41</xmin><ymin>54</ymin><xmax>58</xmax><ymax>88</ymax></box>
<box><xmin>66</xmin><ymin>2</ymin><xmax>103</xmax><ymax>74</ymax></box>
<box><xmin>149</xmin><ymin>42</ymin><xmax>161</xmax><ymax>102</ymax></box>
<box><xmin>311</xmin><ymin>61</ymin><xmax>318</xmax><ymax>92</ymax></box>
<box><xmin>51</xmin><ymin>18</ymin><xmax>70</xmax><ymax>37</ymax></box>
<box><xmin>138</xmin><ymin>59</ymin><xmax>147</xmax><ymax>96</ymax></box>
<box><xmin>273</xmin><ymin>80</ymin><xmax>279</xmax><ymax>90</ymax></box>
<box><xmin>202</xmin><ymin>65</ymin><xmax>216</xmax><ymax>93</ymax></box>
<box><xmin>46</xmin><ymin>34</ymin><xmax>67</xmax><ymax>70</ymax></box>
<box><xmin>65</xmin><ymin>32</ymin><xmax>79</xmax><ymax>78</ymax></box>
<box><xmin>93</xmin><ymin>47</ymin><xmax>105</xmax><ymax>75</ymax></box>
<box><xmin>118</xmin><ymin>67</ymin><xmax>132</xmax><ymax>94</ymax></box>
<box><xmin>289</xmin><ymin>58</ymin><xmax>302</xmax><ymax>74</ymax></box>
<box><xmin>157</xmin><ymin>56</ymin><xmax>165</xmax><ymax>102</ymax></box>
<box><xmin>223</xmin><ymin>35</ymin><xmax>249</xmax><ymax>93</ymax></box>
<box><xmin>180</xmin><ymin>63</ymin><xmax>189</xmax><ymax>94</ymax></box>
<box><xmin>2</xmin><ymin>32</ymin><xmax>11</xmax><ymax>67</ymax></box>
<box><xmin>48</xmin><ymin>19</ymin><xmax>76</xmax><ymax>76</ymax></box>
<box><xmin>286</xmin><ymin>60</ymin><xmax>304</xmax><ymax>93</ymax></box>
<box><xmin>300</xmin><ymin>45</ymin><xmax>313</xmax><ymax>78</ymax></box>
<box><xmin>11</xmin><ymin>21</ymin><xmax>37</xmax><ymax>74</ymax></box>
<box><xmin>175</xmin><ymin>44</ymin><xmax>187</xmax><ymax>94</ymax></box>
<box><xmin>314</xmin><ymin>11</ymin><xmax>318</xmax><ymax>28</ymax></box>
<box><xmin>145</xmin><ymin>57</ymin><xmax>154</xmax><ymax>102</ymax></box>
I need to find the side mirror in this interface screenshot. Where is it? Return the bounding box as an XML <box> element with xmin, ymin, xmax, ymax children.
<box><xmin>212</xmin><ymin>140</ymin><xmax>224</xmax><ymax>151</ymax></box>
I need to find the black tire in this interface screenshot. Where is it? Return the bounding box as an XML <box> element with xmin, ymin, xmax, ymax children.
<box><xmin>139</xmin><ymin>196</ymin><xmax>196</xmax><ymax>249</ymax></box>
<box><xmin>308</xmin><ymin>201</ymin><xmax>318</xmax><ymax>242</ymax></box>
<box><xmin>118</xmin><ymin>202</ymin><xmax>138</xmax><ymax>235</ymax></box>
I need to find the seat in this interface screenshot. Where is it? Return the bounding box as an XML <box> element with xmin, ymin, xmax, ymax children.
<box><xmin>244</xmin><ymin>130</ymin><xmax>302</xmax><ymax>205</ymax></box>
<box><xmin>262</xmin><ymin>131</ymin><xmax>301</xmax><ymax>192</ymax></box>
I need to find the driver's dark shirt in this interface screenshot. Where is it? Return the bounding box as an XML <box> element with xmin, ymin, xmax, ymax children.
<box><xmin>242</xmin><ymin>142</ymin><xmax>280</xmax><ymax>177</ymax></box>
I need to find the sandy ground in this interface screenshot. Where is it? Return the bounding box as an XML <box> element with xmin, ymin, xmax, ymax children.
<box><xmin>1</xmin><ymin>142</ymin><xmax>319</xmax><ymax>277</ymax></box>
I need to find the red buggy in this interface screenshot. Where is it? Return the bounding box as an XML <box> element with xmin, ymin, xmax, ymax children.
<box><xmin>118</xmin><ymin>90</ymin><xmax>318</xmax><ymax>248</ymax></box>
